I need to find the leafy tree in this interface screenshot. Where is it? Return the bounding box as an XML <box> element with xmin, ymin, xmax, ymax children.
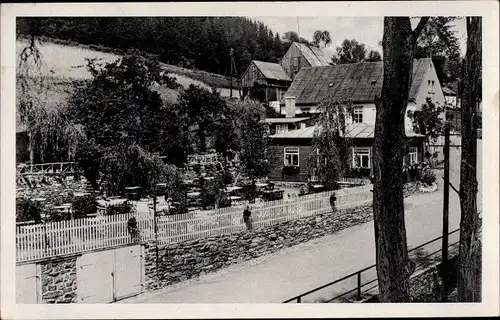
<box><xmin>283</xmin><ymin>31</ymin><xmax>300</xmax><ymax>44</ymax></box>
<box><xmin>330</xmin><ymin>40</ymin><xmax>383</xmax><ymax>65</ymax></box>
<box><xmin>16</xmin><ymin>198</ymin><xmax>44</xmax><ymax>223</ymax></box>
<box><xmin>68</xmin><ymin>51</ymin><xmax>182</xmax><ymax>196</ymax></box>
<box><xmin>309</xmin><ymin>98</ymin><xmax>353</xmax><ymax>190</ymax></box>
<box><xmin>415</xmin><ymin>17</ymin><xmax>462</xmax><ymax>85</ymax></box>
<box><xmin>273</xmin><ymin>33</ymin><xmax>284</xmax><ymax>58</ymax></box>
<box><xmin>176</xmin><ymin>84</ymin><xmax>229</xmax><ymax>153</ymax></box>
<box><xmin>236</xmin><ymin>99</ymin><xmax>275</xmax><ymax>192</ymax></box>
<box><xmin>457</xmin><ymin>16</ymin><xmax>481</xmax><ymax>302</ymax></box>
<box><xmin>331</xmin><ymin>39</ymin><xmax>368</xmax><ymax>64</ymax></box>
<box><xmin>366</xmin><ymin>50</ymin><xmax>383</xmax><ymax>62</ymax></box>
<box><xmin>372</xmin><ymin>16</ymin><xmax>429</xmax><ymax>302</ymax></box>
<box><xmin>312</xmin><ymin>30</ymin><xmax>332</xmax><ymax>48</ymax></box>
<box><xmin>407</xmin><ymin>97</ymin><xmax>445</xmax><ymax>143</ymax></box>
<box><xmin>199</xmin><ymin>174</ymin><xmax>226</xmax><ymax>209</ymax></box>
<box><xmin>17</xmin><ymin>17</ymin><xmax>287</xmax><ymax>77</ymax></box>
<box><xmin>99</xmin><ymin>144</ymin><xmax>178</xmax><ymax>196</ymax></box>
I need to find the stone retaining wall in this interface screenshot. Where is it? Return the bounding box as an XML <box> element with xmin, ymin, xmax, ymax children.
<box><xmin>40</xmin><ymin>257</ymin><xmax>78</xmax><ymax>303</ymax></box>
<box><xmin>144</xmin><ymin>205</ymin><xmax>373</xmax><ymax>291</ymax></box>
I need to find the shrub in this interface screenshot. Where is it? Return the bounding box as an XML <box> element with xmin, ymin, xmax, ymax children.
<box><xmin>72</xmin><ymin>194</ymin><xmax>98</xmax><ymax>218</ymax></box>
<box><xmin>420</xmin><ymin>170</ymin><xmax>436</xmax><ymax>186</ymax></box>
<box><xmin>16</xmin><ymin>198</ymin><xmax>43</xmax><ymax>223</ymax></box>
<box><xmin>223</xmin><ymin>169</ymin><xmax>233</xmax><ymax>185</ymax></box>
<box><xmin>46</xmin><ymin>209</ymin><xmax>71</xmax><ymax>222</ymax></box>
<box><xmin>200</xmin><ymin>175</ymin><xmax>224</xmax><ymax>209</ymax></box>
<box><xmin>106</xmin><ymin>202</ymin><xmax>133</xmax><ymax>216</ymax></box>
<box><xmin>218</xmin><ymin>194</ymin><xmax>232</xmax><ymax>208</ymax></box>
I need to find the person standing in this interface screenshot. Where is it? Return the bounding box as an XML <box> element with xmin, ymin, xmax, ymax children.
<box><xmin>243</xmin><ymin>203</ymin><xmax>253</xmax><ymax>231</ymax></box>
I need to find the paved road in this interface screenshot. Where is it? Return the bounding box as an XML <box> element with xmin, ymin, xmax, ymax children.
<box><xmin>120</xmin><ymin>140</ymin><xmax>481</xmax><ymax>304</ymax></box>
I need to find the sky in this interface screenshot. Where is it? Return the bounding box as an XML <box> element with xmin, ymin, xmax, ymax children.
<box><xmin>251</xmin><ymin>17</ymin><xmax>468</xmax><ymax>57</ymax></box>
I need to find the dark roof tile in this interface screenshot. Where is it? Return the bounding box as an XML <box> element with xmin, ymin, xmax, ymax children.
<box><xmin>285</xmin><ymin>58</ymin><xmax>431</xmax><ymax>105</ymax></box>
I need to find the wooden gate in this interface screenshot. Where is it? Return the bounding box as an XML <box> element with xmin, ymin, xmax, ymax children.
<box><xmin>77</xmin><ymin>245</ymin><xmax>144</xmax><ymax>303</ymax></box>
<box><xmin>114</xmin><ymin>245</ymin><xmax>144</xmax><ymax>301</ymax></box>
<box><xmin>16</xmin><ymin>264</ymin><xmax>41</xmax><ymax>303</ymax></box>
<box><xmin>77</xmin><ymin>250</ymin><xmax>114</xmax><ymax>303</ymax></box>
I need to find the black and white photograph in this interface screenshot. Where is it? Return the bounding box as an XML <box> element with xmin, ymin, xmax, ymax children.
<box><xmin>1</xmin><ymin>1</ymin><xmax>498</xmax><ymax>318</ymax></box>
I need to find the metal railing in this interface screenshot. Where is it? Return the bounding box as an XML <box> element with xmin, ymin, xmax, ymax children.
<box><xmin>283</xmin><ymin>228</ymin><xmax>462</xmax><ymax>303</ymax></box>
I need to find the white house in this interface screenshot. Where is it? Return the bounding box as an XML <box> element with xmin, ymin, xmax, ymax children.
<box><xmin>268</xmin><ymin>58</ymin><xmax>444</xmax><ymax>182</ymax></box>
<box><xmin>279</xmin><ymin>58</ymin><xmax>446</xmax><ymax>133</ymax></box>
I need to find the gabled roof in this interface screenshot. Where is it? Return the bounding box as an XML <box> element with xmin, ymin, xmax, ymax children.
<box><xmin>284</xmin><ymin>58</ymin><xmax>432</xmax><ymax>105</ymax></box>
<box><xmin>293</xmin><ymin>42</ymin><xmax>331</xmax><ymax>67</ymax></box>
<box><xmin>263</xmin><ymin>117</ymin><xmax>310</xmax><ymax>124</ymax></box>
<box><xmin>270</xmin><ymin>123</ymin><xmax>424</xmax><ymax>139</ymax></box>
<box><xmin>252</xmin><ymin>60</ymin><xmax>292</xmax><ymax>81</ymax></box>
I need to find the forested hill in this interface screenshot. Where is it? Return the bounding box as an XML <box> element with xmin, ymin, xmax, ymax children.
<box><xmin>17</xmin><ymin>17</ymin><xmax>293</xmax><ymax>77</ymax></box>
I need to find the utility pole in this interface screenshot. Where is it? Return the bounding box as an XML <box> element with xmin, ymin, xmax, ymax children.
<box><xmin>230</xmin><ymin>48</ymin><xmax>235</xmax><ymax>98</ymax></box>
<box><xmin>297</xmin><ymin>17</ymin><xmax>300</xmax><ymax>41</ymax></box>
<box><xmin>441</xmin><ymin>125</ymin><xmax>450</xmax><ymax>301</ymax></box>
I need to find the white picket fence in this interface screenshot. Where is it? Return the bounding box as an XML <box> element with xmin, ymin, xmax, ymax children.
<box><xmin>16</xmin><ymin>189</ymin><xmax>373</xmax><ymax>262</ymax></box>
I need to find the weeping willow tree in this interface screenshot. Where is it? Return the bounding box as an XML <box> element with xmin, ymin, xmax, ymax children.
<box><xmin>17</xmin><ymin>21</ymin><xmax>85</xmax><ymax>164</ymax></box>
<box><xmin>308</xmin><ymin>97</ymin><xmax>353</xmax><ymax>190</ymax></box>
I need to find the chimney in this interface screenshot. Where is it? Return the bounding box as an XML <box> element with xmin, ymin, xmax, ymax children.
<box><xmin>284</xmin><ymin>96</ymin><xmax>296</xmax><ymax>118</ymax></box>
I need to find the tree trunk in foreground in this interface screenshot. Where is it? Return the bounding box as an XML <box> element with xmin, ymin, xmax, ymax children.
<box><xmin>457</xmin><ymin>17</ymin><xmax>482</xmax><ymax>302</ymax></box>
<box><xmin>372</xmin><ymin>17</ymin><xmax>428</xmax><ymax>302</ymax></box>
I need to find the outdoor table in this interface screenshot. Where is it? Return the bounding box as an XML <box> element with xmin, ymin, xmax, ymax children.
<box><xmin>226</xmin><ymin>186</ymin><xmax>243</xmax><ymax>193</ymax></box>
<box><xmin>31</xmin><ymin>198</ymin><xmax>47</xmax><ymax>202</ymax></box>
<box><xmin>53</xmin><ymin>204</ymin><xmax>71</xmax><ymax>210</ymax></box>
<box><xmin>255</xmin><ymin>183</ymin><xmax>268</xmax><ymax>188</ymax></box>
<box><xmin>229</xmin><ymin>196</ymin><xmax>242</xmax><ymax>201</ymax></box>
<box><xmin>73</xmin><ymin>192</ymin><xmax>90</xmax><ymax>197</ymax></box>
<box><xmin>187</xmin><ymin>192</ymin><xmax>201</xmax><ymax>198</ymax></box>
<box><xmin>107</xmin><ymin>198</ymin><xmax>128</xmax><ymax>205</ymax></box>
<box><xmin>125</xmin><ymin>186</ymin><xmax>141</xmax><ymax>191</ymax></box>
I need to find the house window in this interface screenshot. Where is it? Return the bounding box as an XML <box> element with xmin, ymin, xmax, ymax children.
<box><xmin>294</xmin><ymin>56</ymin><xmax>301</xmax><ymax>72</ymax></box>
<box><xmin>428</xmin><ymin>80</ymin><xmax>436</xmax><ymax>96</ymax></box>
<box><xmin>353</xmin><ymin>147</ymin><xmax>371</xmax><ymax>168</ymax></box>
<box><xmin>276</xmin><ymin>124</ymin><xmax>288</xmax><ymax>134</ymax></box>
<box><xmin>409</xmin><ymin>147</ymin><xmax>418</xmax><ymax>164</ymax></box>
<box><xmin>353</xmin><ymin>106</ymin><xmax>363</xmax><ymax>123</ymax></box>
<box><xmin>284</xmin><ymin>147</ymin><xmax>299</xmax><ymax>166</ymax></box>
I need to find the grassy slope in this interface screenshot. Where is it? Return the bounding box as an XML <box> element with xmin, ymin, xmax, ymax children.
<box><xmin>17</xmin><ymin>37</ymin><xmax>231</xmax><ymax>88</ymax></box>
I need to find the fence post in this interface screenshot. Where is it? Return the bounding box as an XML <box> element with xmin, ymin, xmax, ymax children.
<box><xmin>357</xmin><ymin>271</ymin><xmax>362</xmax><ymax>301</ymax></box>
<box><xmin>297</xmin><ymin>296</ymin><xmax>301</xmax><ymax>303</ymax></box>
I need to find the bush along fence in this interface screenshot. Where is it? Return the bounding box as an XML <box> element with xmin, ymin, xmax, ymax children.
<box><xmin>16</xmin><ymin>189</ymin><xmax>373</xmax><ymax>263</ymax></box>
